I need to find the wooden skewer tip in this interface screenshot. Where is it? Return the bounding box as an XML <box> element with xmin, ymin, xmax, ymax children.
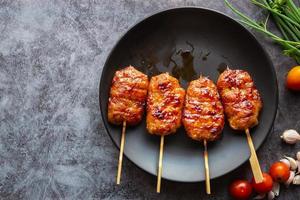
<box><xmin>203</xmin><ymin>140</ymin><xmax>211</xmax><ymax>195</ymax></box>
<box><xmin>116</xmin><ymin>121</ymin><xmax>126</xmax><ymax>185</ymax></box>
<box><xmin>157</xmin><ymin>135</ymin><xmax>165</xmax><ymax>193</ymax></box>
<box><xmin>245</xmin><ymin>128</ymin><xmax>263</xmax><ymax>183</ymax></box>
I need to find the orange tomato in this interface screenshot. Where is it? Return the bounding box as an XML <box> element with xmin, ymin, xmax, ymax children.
<box><xmin>286</xmin><ymin>66</ymin><xmax>300</xmax><ymax>91</ymax></box>
<box><xmin>269</xmin><ymin>161</ymin><xmax>290</xmax><ymax>182</ymax></box>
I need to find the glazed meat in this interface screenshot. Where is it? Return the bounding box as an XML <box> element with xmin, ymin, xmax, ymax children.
<box><xmin>217</xmin><ymin>69</ymin><xmax>262</xmax><ymax>130</ymax></box>
<box><xmin>182</xmin><ymin>76</ymin><xmax>224</xmax><ymax>142</ymax></box>
<box><xmin>108</xmin><ymin>66</ymin><xmax>149</xmax><ymax>126</ymax></box>
<box><xmin>146</xmin><ymin>73</ymin><xmax>185</xmax><ymax>136</ymax></box>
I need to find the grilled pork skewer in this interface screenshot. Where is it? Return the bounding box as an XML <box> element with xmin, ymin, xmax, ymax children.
<box><xmin>146</xmin><ymin>73</ymin><xmax>185</xmax><ymax>193</ymax></box>
<box><xmin>182</xmin><ymin>76</ymin><xmax>224</xmax><ymax>194</ymax></box>
<box><xmin>217</xmin><ymin>68</ymin><xmax>263</xmax><ymax>183</ymax></box>
<box><xmin>108</xmin><ymin>66</ymin><xmax>149</xmax><ymax>184</ymax></box>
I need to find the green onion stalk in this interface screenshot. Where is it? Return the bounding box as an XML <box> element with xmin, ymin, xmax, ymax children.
<box><xmin>225</xmin><ymin>0</ymin><xmax>300</xmax><ymax>64</ymax></box>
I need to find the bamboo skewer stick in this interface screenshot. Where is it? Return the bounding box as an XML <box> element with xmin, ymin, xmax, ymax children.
<box><xmin>157</xmin><ymin>135</ymin><xmax>165</xmax><ymax>193</ymax></box>
<box><xmin>203</xmin><ymin>140</ymin><xmax>211</xmax><ymax>194</ymax></box>
<box><xmin>245</xmin><ymin>128</ymin><xmax>263</xmax><ymax>183</ymax></box>
<box><xmin>116</xmin><ymin>121</ymin><xmax>126</xmax><ymax>185</ymax></box>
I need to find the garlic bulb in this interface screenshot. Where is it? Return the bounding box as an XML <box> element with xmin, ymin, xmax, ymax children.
<box><xmin>297</xmin><ymin>151</ymin><xmax>300</xmax><ymax>161</ymax></box>
<box><xmin>293</xmin><ymin>175</ymin><xmax>300</xmax><ymax>185</ymax></box>
<box><xmin>272</xmin><ymin>182</ymin><xmax>280</xmax><ymax>196</ymax></box>
<box><xmin>280</xmin><ymin>129</ymin><xmax>300</xmax><ymax>144</ymax></box>
<box><xmin>285</xmin><ymin>171</ymin><xmax>295</xmax><ymax>187</ymax></box>
<box><xmin>280</xmin><ymin>158</ymin><xmax>291</xmax><ymax>168</ymax></box>
<box><xmin>268</xmin><ymin>191</ymin><xmax>275</xmax><ymax>200</ymax></box>
<box><xmin>285</xmin><ymin>156</ymin><xmax>298</xmax><ymax>171</ymax></box>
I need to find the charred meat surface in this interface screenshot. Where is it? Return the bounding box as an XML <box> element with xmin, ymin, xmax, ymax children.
<box><xmin>146</xmin><ymin>73</ymin><xmax>185</xmax><ymax>136</ymax></box>
<box><xmin>217</xmin><ymin>69</ymin><xmax>262</xmax><ymax>130</ymax></box>
<box><xmin>108</xmin><ymin>66</ymin><xmax>149</xmax><ymax>126</ymax></box>
<box><xmin>182</xmin><ymin>76</ymin><xmax>224</xmax><ymax>141</ymax></box>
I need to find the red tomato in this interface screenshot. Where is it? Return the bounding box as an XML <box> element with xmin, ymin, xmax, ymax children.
<box><xmin>229</xmin><ymin>180</ymin><xmax>253</xmax><ymax>200</ymax></box>
<box><xmin>269</xmin><ymin>161</ymin><xmax>290</xmax><ymax>182</ymax></box>
<box><xmin>286</xmin><ymin>66</ymin><xmax>300</xmax><ymax>91</ymax></box>
<box><xmin>251</xmin><ymin>173</ymin><xmax>273</xmax><ymax>194</ymax></box>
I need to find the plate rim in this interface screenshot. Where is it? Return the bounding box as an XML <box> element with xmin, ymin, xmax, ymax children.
<box><xmin>99</xmin><ymin>6</ymin><xmax>278</xmax><ymax>182</ymax></box>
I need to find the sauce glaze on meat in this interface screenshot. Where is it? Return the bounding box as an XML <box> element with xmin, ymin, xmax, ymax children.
<box><xmin>108</xmin><ymin>66</ymin><xmax>149</xmax><ymax>126</ymax></box>
<box><xmin>146</xmin><ymin>73</ymin><xmax>185</xmax><ymax>135</ymax></box>
<box><xmin>183</xmin><ymin>76</ymin><xmax>224</xmax><ymax>141</ymax></box>
<box><xmin>217</xmin><ymin>69</ymin><xmax>262</xmax><ymax>130</ymax></box>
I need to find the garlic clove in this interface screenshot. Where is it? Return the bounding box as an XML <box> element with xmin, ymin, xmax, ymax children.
<box><xmin>297</xmin><ymin>151</ymin><xmax>300</xmax><ymax>161</ymax></box>
<box><xmin>280</xmin><ymin>158</ymin><xmax>291</xmax><ymax>169</ymax></box>
<box><xmin>272</xmin><ymin>181</ymin><xmax>280</xmax><ymax>196</ymax></box>
<box><xmin>293</xmin><ymin>175</ymin><xmax>300</xmax><ymax>185</ymax></box>
<box><xmin>280</xmin><ymin>129</ymin><xmax>300</xmax><ymax>144</ymax></box>
<box><xmin>285</xmin><ymin>156</ymin><xmax>298</xmax><ymax>171</ymax></box>
<box><xmin>268</xmin><ymin>191</ymin><xmax>275</xmax><ymax>200</ymax></box>
<box><xmin>297</xmin><ymin>161</ymin><xmax>300</xmax><ymax>174</ymax></box>
<box><xmin>254</xmin><ymin>193</ymin><xmax>266</xmax><ymax>199</ymax></box>
<box><xmin>285</xmin><ymin>171</ymin><xmax>295</xmax><ymax>187</ymax></box>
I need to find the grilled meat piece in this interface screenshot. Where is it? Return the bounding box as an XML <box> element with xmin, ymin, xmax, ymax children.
<box><xmin>182</xmin><ymin>76</ymin><xmax>224</xmax><ymax>142</ymax></box>
<box><xmin>217</xmin><ymin>69</ymin><xmax>262</xmax><ymax>130</ymax></box>
<box><xmin>108</xmin><ymin>66</ymin><xmax>149</xmax><ymax>126</ymax></box>
<box><xmin>146</xmin><ymin>73</ymin><xmax>185</xmax><ymax>136</ymax></box>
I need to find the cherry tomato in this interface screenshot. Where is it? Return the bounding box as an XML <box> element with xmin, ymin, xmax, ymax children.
<box><xmin>251</xmin><ymin>173</ymin><xmax>273</xmax><ymax>194</ymax></box>
<box><xmin>269</xmin><ymin>161</ymin><xmax>290</xmax><ymax>182</ymax></box>
<box><xmin>229</xmin><ymin>180</ymin><xmax>253</xmax><ymax>200</ymax></box>
<box><xmin>286</xmin><ymin>66</ymin><xmax>300</xmax><ymax>91</ymax></box>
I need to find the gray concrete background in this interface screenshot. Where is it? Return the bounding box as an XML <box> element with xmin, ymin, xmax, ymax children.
<box><xmin>0</xmin><ymin>0</ymin><xmax>299</xmax><ymax>199</ymax></box>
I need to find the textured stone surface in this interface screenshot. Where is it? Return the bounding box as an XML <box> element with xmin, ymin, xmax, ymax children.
<box><xmin>0</xmin><ymin>0</ymin><xmax>299</xmax><ymax>199</ymax></box>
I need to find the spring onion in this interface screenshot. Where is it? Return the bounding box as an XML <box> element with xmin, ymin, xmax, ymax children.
<box><xmin>225</xmin><ymin>0</ymin><xmax>300</xmax><ymax>64</ymax></box>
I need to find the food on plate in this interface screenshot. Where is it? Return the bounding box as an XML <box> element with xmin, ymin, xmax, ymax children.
<box><xmin>146</xmin><ymin>72</ymin><xmax>185</xmax><ymax>193</ymax></box>
<box><xmin>269</xmin><ymin>161</ymin><xmax>290</xmax><ymax>182</ymax></box>
<box><xmin>107</xmin><ymin>66</ymin><xmax>149</xmax><ymax>184</ymax></box>
<box><xmin>182</xmin><ymin>76</ymin><xmax>224</xmax><ymax>194</ymax></box>
<box><xmin>251</xmin><ymin>173</ymin><xmax>273</xmax><ymax>194</ymax></box>
<box><xmin>108</xmin><ymin>66</ymin><xmax>149</xmax><ymax>125</ymax></box>
<box><xmin>286</xmin><ymin>66</ymin><xmax>300</xmax><ymax>91</ymax></box>
<box><xmin>182</xmin><ymin>76</ymin><xmax>224</xmax><ymax>141</ymax></box>
<box><xmin>217</xmin><ymin>68</ymin><xmax>263</xmax><ymax>183</ymax></box>
<box><xmin>146</xmin><ymin>73</ymin><xmax>185</xmax><ymax>135</ymax></box>
<box><xmin>229</xmin><ymin>179</ymin><xmax>253</xmax><ymax>200</ymax></box>
<box><xmin>217</xmin><ymin>69</ymin><xmax>262</xmax><ymax>130</ymax></box>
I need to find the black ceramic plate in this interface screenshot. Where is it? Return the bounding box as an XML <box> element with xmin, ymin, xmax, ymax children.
<box><xmin>99</xmin><ymin>7</ymin><xmax>278</xmax><ymax>182</ymax></box>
